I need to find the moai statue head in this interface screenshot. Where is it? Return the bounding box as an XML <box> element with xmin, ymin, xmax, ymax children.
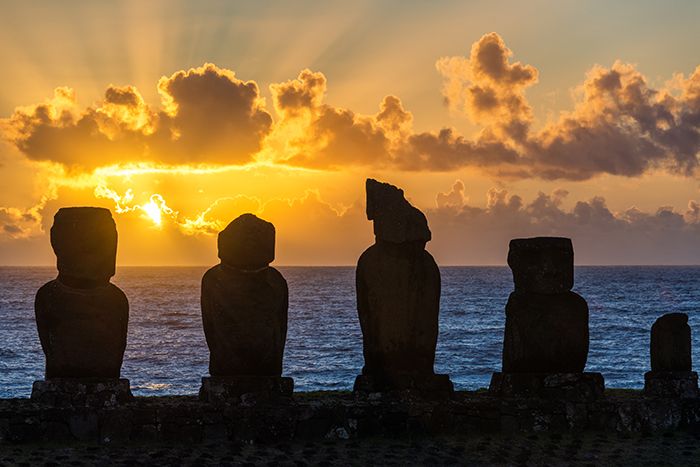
<box><xmin>651</xmin><ymin>313</ymin><xmax>692</xmax><ymax>372</ymax></box>
<box><xmin>218</xmin><ymin>213</ymin><xmax>275</xmax><ymax>269</ymax></box>
<box><xmin>507</xmin><ymin>237</ymin><xmax>574</xmax><ymax>294</ymax></box>
<box><xmin>50</xmin><ymin>207</ymin><xmax>118</xmax><ymax>287</ymax></box>
<box><xmin>366</xmin><ymin>178</ymin><xmax>431</xmax><ymax>246</ymax></box>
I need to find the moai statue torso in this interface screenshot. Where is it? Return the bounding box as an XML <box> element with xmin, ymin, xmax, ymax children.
<box><xmin>35</xmin><ymin>207</ymin><xmax>129</xmax><ymax>379</ymax></box>
<box><xmin>201</xmin><ymin>214</ymin><xmax>288</xmax><ymax>377</ymax></box>
<box><xmin>356</xmin><ymin>179</ymin><xmax>449</xmax><ymax>394</ymax></box>
<box><xmin>357</xmin><ymin>241</ymin><xmax>440</xmax><ymax>376</ymax></box>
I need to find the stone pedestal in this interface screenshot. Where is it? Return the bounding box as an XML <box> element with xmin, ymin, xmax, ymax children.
<box><xmin>644</xmin><ymin>371</ymin><xmax>699</xmax><ymax>399</ymax></box>
<box><xmin>489</xmin><ymin>372</ymin><xmax>604</xmax><ymax>401</ymax></box>
<box><xmin>199</xmin><ymin>376</ymin><xmax>294</xmax><ymax>404</ymax></box>
<box><xmin>353</xmin><ymin>374</ymin><xmax>453</xmax><ymax>399</ymax></box>
<box><xmin>31</xmin><ymin>378</ymin><xmax>132</xmax><ymax>407</ymax></box>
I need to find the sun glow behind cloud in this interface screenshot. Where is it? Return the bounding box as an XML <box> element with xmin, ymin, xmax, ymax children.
<box><xmin>86</xmin><ymin>159</ymin><xmax>347</xmax><ymax>238</ymax></box>
<box><xmin>94</xmin><ymin>184</ymin><xmax>177</xmax><ymax>228</ymax></box>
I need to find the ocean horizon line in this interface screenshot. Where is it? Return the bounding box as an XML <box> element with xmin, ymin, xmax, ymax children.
<box><xmin>2</xmin><ymin>264</ymin><xmax>700</xmax><ymax>268</ymax></box>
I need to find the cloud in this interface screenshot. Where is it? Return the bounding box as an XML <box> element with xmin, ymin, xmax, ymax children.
<box><xmin>157</xmin><ymin>64</ymin><xmax>272</xmax><ymax>163</ymax></box>
<box><xmin>427</xmin><ymin>183</ymin><xmax>700</xmax><ymax>265</ymax></box>
<box><xmin>436</xmin><ymin>32</ymin><xmax>538</xmax><ymax>141</ymax></box>
<box><xmin>3</xmin><ymin>64</ymin><xmax>272</xmax><ymax>169</ymax></box>
<box><xmin>436</xmin><ymin>179</ymin><xmax>466</xmax><ymax>208</ymax></box>
<box><xmin>434</xmin><ymin>34</ymin><xmax>700</xmax><ymax>179</ymax></box>
<box><xmin>529</xmin><ymin>62</ymin><xmax>700</xmax><ymax>179</ymax></box>
<box><xmin>269</xmin><ymin>68</ymin><xmax>327</xmax><ymax>119</ymax></box>
<box><xmin>267</xmin><ymin>34</ymin><xmax>699</xmax><ymax>179</ymax></box>
<box><xmin>269</xmin><ymin>69</ymin><xmax>391</xmax><ymax>169</ymax></box>
<box><xmin>1</xmin><ymin>38</ymin><xmax>699</xmax><ymax>180</ymax></box>
<box><xmin>396</xmin><ymin>128</ymin><xmax>520</xmax><ymax>171</ymax></box>
<box><xmin>0</xmin><ymin>204</ymin><xmax>44</xmax><ymax>239</ymax></box>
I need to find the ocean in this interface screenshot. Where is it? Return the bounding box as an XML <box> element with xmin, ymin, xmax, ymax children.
<box><xmin>1</xmin><ymin>266</ymin><xmax>698</xmax><ymax>398</ymax></box>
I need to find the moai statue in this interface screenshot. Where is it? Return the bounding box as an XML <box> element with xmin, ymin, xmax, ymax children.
<box><xmin>644</xmin><ymin>313</ymin><xmax>698</xmax><ymax>398</ymax></box>
<box><xmin>489</xmin><ymin>237</ymin><xmax>604</xmax><ymax>400</ymax></box>
<box><xmin>200</xmin><ymin>213</ymin><xmax>292</xmax><ymax>402</ymax></box>
<box><xmin>354</xmin><ymin>179</ymin><xmax>452</xmax><ymax>397</ymax></box>
<box><xmin>32</xmin><ymin>207</ymin><xmax>131</xmax><ymax>406</ymax></box>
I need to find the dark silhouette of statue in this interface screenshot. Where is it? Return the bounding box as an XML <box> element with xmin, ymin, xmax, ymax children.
<box><xmin>490</xmin><ymin>237</ymin><xmax>603</xmax><ymax>400</ymax></box>
<box><xmin>354</xmin><ymin>179</ymin><xmax>452</xmax><ymax>396</ymax></box>
<box><xmin>35</xmin><ymin>207</ymin><xmax>128</xmax><ymax>378</ymax></box>
<box><xmin>650</xmin><ymin>313</ymin><xmax>692</xmax><ymax>372</ymax></box>
<box><xmin>200</xmin><ymin>213</ymin><xmax>292</xmax><ymax>402</ymax></box>
<box><xmin>644</xmin><ymin>313</ymin><xmax>698</xmax><ymax>398</ymax></box>
<box><xmin>32</xmin><ymin>207</ymin><xmax>131</xmax><ymax>406</ymax></box>
<box><xmin>502</xmin><ymin>237</ymin><xmax>588</xmax><ymax>372</ymax></box>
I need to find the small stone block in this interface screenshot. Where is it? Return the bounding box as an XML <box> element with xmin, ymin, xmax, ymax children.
<box><xmin>489</xmin><ymin>372</ymin><xmax>604</xmax><ymax>401</ymax></box>
<box><xmin>31</xmin><ymin>378</ymin><xmax>132</xmax><ymax>407</ymax></box>
<box><xmin>199</xmin><ymin>376</ymin><xmax>294</xmax><ymax>404</ymax></box>
<box><xmin>508</xmin><ymin>237</ymin><xmax>574</xmax><ymax>294</ymax></box>
<box><xmin>353</xmin><ymin>374</ymin><xmax>453</xmax><ymax>399</ymax></box>
<box><xmin>644</xmin><ymin>371</ymin><xmax>699</xmax><ymax>399</ymax></box>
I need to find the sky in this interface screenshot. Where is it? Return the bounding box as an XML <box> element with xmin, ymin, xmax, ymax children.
<box><xmin>0</xmin><ymin>0</ymin><xmax>699</xmax><ymax>266</ymax></box>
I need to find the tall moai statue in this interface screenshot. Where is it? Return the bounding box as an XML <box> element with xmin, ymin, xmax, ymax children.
<box><xmin>489</xmin><ymin>237</ymin><xmax>604</xmax><ymax>400</ymax></box>
<box><xmin>644</xmin><ymin>313</ymin><xmax>698</xmax><ymax>398</ymax></box>
<box><xmin>32</xmin><ymin>207</ymin><xmax>131</xmax><ymax>406</ymax></box>
<box><xmin>354</xmin><ymin>179</ymin><xmax>453</xmax><ymax>397</ymax></box>
<box><xmin>200</xmin><ymin>213</ymin><xmax>293</xmax><ymax>403</ymax></box>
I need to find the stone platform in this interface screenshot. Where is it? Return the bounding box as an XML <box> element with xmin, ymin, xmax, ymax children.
<box><xmin>489</xmin><ymin>372</ymin><xmax>605</xmax><ymax>401</ymax></box>
<box><xmin>353</xmin><ymin>374</ymin><xmax>454</xmax><ymax>399</ymax></box>
<box><xmin>30</xmin><ymin>378</ymin><xmax>132</xmax><ymax>407</ymax></box>
<box><xmin>644</xmin><ymin>371</ymin><xmax>699</xmax><ymax>399</ymax></box>
<box><xmin>199</xmin><ymin>376</ymin><xmax>294</xmax><ymax>404</ymax></box>
<box><xmin>4</xmin><ymin>390</ymin><xmax>700</xmax><ymax>445</ymax></box>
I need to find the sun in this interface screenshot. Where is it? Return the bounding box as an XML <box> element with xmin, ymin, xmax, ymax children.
<box><xmin>142</xmin><ymin>199</ymin><xmax>163</xmax><ymax>226</ymax></box>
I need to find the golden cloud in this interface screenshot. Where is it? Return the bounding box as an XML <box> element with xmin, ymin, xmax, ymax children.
<box><xmin>436</xmin><ymin>32</ymin><xmax>538</xmax><ymax>141</ymax></box>
<box><xmin>4</xmin><ymin>64</ymin><xmax>272</xmax><ymax>169</ymax></box>
<box><xmin>1</xmin><ymin>36</ymin><xmax>698</xmax><ymax>180</ymax></box>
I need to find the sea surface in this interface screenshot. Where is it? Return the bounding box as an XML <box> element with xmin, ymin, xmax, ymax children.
<box><xmin>0</xmin><ymin>266</ymin><xmax>698</xmax><ymax>398</ymax></box>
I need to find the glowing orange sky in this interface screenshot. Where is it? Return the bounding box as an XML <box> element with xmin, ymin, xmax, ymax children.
<box><xmin>1</xmin><ymin>1</ymin><xmax>699</xmax><ymax>265</ymax></box>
